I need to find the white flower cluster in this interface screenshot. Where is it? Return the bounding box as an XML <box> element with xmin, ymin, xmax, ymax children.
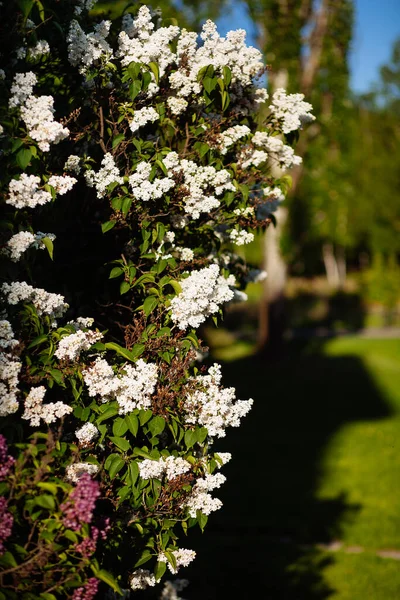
<box><xmin>67</xmin><ymin>20</ymin><xmax>113</xmax><ymax>74</ymax></box>
<box><xmin>0</xmin><ymin>321</ymin><xmax>21</xmax><ymax>417</ymax></box>
<box><xmin>29</xmin><ymin>40</ymin><xmax>50</xmax><ymax>59</ymax></box>
<box><xmin>269</xmin><ymin>88</ymin><xmax>315</xmax><ymax>134</ymax></box>
<box><xmin>48</xmin><ymin>175</ymin><xmax>77</xmax><ymax>195</ymax></box>
<box><xmin>230</xmin><ymin>228</ymin><xmax>254</xmax><ymax>245</ymax></box>
<box><xmin>163</xmin><ymin>152</ymin><xmax>235</xmax><ymax>219</ymax></box>
<box><xmin>138</xmin><ymin>455</ymin><xmax>191</xmax><ymax>481</ymax></box>
<box><xmin>250</xmin><ymin>132</ymin><xmax>302</xmax><ymax>170</ymax></box>
<box><xmin>160</xmin><ymin>580</ymin><xmax>189</xmax><ymax>600</ymax></box>
<box><xmin>130</xmin><ymin>569</ymin><xmax>156</xmax><ymax>590</ymax></box>
<box><xmin>3</xmin><ymin>231</ymin><xmax>56</xmax><ymax>262</ymax></box>
<box><xmin>170</xmin><ymin>264</ymin><xmax>235</xmax><ymax>330</ymax></box>
<box><xmin>6</xmin><ymin>174</ymin><xmax>52</xmax><ymax>209</ymax></box>
<box><xmin>65</xmin><ymin>462</ymin><xmax>99</xmax><ymax>483</ymax></box>
<box><xmin>68</xmin><ymin>316</ymin><xmax>95</xmax><ymax>330</ymax></box>
<box><xmin>214</xmin><ymin>124</ymin><xmax>250</xmax><ymax>154</ymax></box>
<box><xmin>257</xmin><ymin>186</ymin><xmax>286</xmax><ymax>217</ymax></box>
<box><xmin>22</xmin><ymin>385</ymin><xmax>72</xmax><ymax>427</ymax></box>
<box><xmin>167</xmin><ymin>97</ymin><xmax>188</xmax><ymax>116</ymax></box>
<box><xmin>129</xmin><ymin>106</ymin><xmax>159</xmax><ymax>133</ymax></box>
<box><xmin>85</xmin><ymin>153</ymin><xmax>123</xmax><ymax>198</ymax></box>
<box><xmin>239</xmin><ymin>148</ymin><xmax>268</xmax><ymax>169</ymax></box>
<box><xmin>185</xmin><ymin>472</ymin><xmax>226</xmax><ymax>518</ymax></box>
<box><xmin>64</xmin><ymin>154</ymin><xmax>82</xmax><ymax>174</ymax></box>
<box><xmin>55</xmin><ymin>329</ymin><xmax>103</xmax><ymax>361</ymax></box>
<box><xmin>8</xmin><ymin>71</ymin><xmax>37</xmax><ymax>108</ymax></box>
<box><xmin>184</xmin><ymin>363</ymin><xmax>253</xmax><ymax>438</ymax></box>
<box><xmin>1</xmin><ymin>282</ymin><xmax>69</xmax><ymax>321</ymax></box>
<box><xmin>176</xmin><ymin>247</ymin><xmax>194</xmax><ymax>262</ymax></box>
<box><xmin>20</xmin><ymin>93</ymin><xmax>69</xmax><ymax>152</ymax></box>
<box><xmin>74</xmin><ymin>0</ymin><xmax>98</xmax><ymax>16</ymax></box>
<box><xmin>233</xmin><ymin>206</ymin><xmax>254</xmax><ymax>217</ymax></box>
<box><xmin>159</xmin><ymin>548</ymin><xmax>196</xmax><ymax>574</ymax></box>
<box><xmin>128</xmin><ymin>161</ymin><xmax>175</xmax><ymax>201</ymax></box>
<box><xmin>75</xmin><ymin>422</ymin><xmax>99</xmax><ymax>446</ymax></box>
<box><xmin>83</xmin><ymin>357</ymin><xmax>158</xmax><ymax>414</ymax></box>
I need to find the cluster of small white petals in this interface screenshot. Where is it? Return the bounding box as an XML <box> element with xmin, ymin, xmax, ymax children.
<box><xmin>65</xmin><ymin>462</ymin><xmax>99</xmax><ymax>483</ymax></box>
<box><xmin>130</xmin><ymin>569</ymin><xmax>156</xmax><ymax>590</ymax></box>
<box><xmin>1</xmin><ymin>281</ymin><xmax>68</xmax><ymax>321</ymax></box>
<box><xmin>170</xmin><ymin>215</ymin><xmax>189</xmax><ymax>229</ymax></box>
<box><xmin>64</xmin><ymin>154</ymin><xmax>82</xmax><ymax>174</ymax></box>
<box><xmin>184</xmin><ymin>472</ymin><xmax>225</xmax><ymax>518</ymax></box>
<box><xmin>163</xmin><ymin>152</ymin><xmax>234</xmax><ymax>219</ymax></box>
<box><xmin>85</xmin><ymin>153</ymin><xmax>123</xmax><ymax>198</ymax></box>
<box><xmin>74</xmin><ymin>0</ymin><xmax>98</xmax><ymax>16</ymax></box>
<box><xmin>239</xmin><ymin>148</ymin><xmax>268</xmax><ymax>169</ymax></box>
<box><xmin>230</xmin><ymin>229</ymin><xmax>254</xmax><ymax>245</ymax></box>
<box><xmin>213</xmin><ymin>124</ymin><xmax>250</xmax><ymax>154</ymax></box>
<box><xmin>129</xmin><ymin>106</ymin><xmax>159</xmax><ymax>133</ymax></box>
<box><xmin>254</xmin><ymin>87</ymin><xmax>269</xmax><ymax>104</ymax></box>
<box><xmin>138</xmin><ymin>456</ymin><xmax>191</xmax><ymax>481</ymax></box>
<box><xmin>8</xmin><ymin>72</ymin><xmax>37</xmax><ymax>108</ymax></box>
<box><xmin>160</xmin><ymin>580</ymin><xmax>189</xmax><ymax>600</ymax></box>
<box><xmin>22</xmin><ymin>385</ymin><xmax>72</xmax><ymax>427</ymax></box>
<box><xmin>260</xmin><ymin>135</ymin><xmax>302</xmax><ymax>170</ymax></box>
<box><xmin>67</xmin><ymin>20</ymin><xmax>113</xmax><ymax>74</ymax></box>
<box><xmin>170</xmin><ymin>264</ymin><xmax>235</xmax><ymax>330</ymax></box>
<box><xmin>16</xmin><ymin>47</ymin><xmax>27</xmax><ymax>60</ymax></box>
<box><xmin>159</xmin><ymin>548</ymin><xmax>196</xmax><ymax>574</ymax></box>
<box><xmin>128</xmin><ymin>161</ymin><xmax>175</xmax><ymax>201</ymax></box>
<box><xmin>184</xmin><ymin>363</ymin><xmax>253</xmax><ymax>438</ymax></box>
<box><xmin>29</xmin><ymin>40</ymin><xmax>50</xmax><ymax>59</ymax></box>
<box><xmin>83</xmin><ymin>357</ymin><xmax>158</xmax><ymax>414</ymax></box>
<box><xmin>55</xmin><ymin>330</ymin><xmax>102</xmax><ymax>361</ymax></box>
<box><xmin>6</xmin><ymin>174</ymin><xmax>52</xmax><ymax>209</ymax></box>
<box><xmin>216</xmin><ymin>452</ymin><xmax>232</xmax><ymax>465</ymax></box>
<box><xmin>48</xmin><ymin>175</ymin><xmax>77</xmax><ymax>195</ymax></box>
<box><xmin>75</xmin><ymin>422</ymin><xmax>99</xmax><ymax>446</ymax></box>
<box><xmin>4</xmin><ymin>231</ymin><xmax>56</xmax><ymax>262</ymax></box>
<box><xmin>68</xmin><ymin>316</ymin><xmax>95</xmax><ymax>330</ymax></box>
<box><xmin>0</xmin><ymin>323</ymin><xmax>21</xmax><ymax>417</ymax></box>
<box><xmin>269</xmin><ymin>88</ymin><xmax>315</xmax><ymax>133</ymax></box>
<box><xmin>167</xmin><ymin>97</ymin><xmax>188</xmax><ymax>115</ymax></box>
<box><xmin>233</xmin><ymin>206</ymin><xmax>254</xmax><ymax>217</ymax></box>
<box><xmin>176</xmin><ymin>247</ymin><xmax>194</xmax><ymax>261</ymax></box>
<box><xmin>20</xmin><ymin>95</ymin><xmax>69</xmax><ymax>152</ymax></box>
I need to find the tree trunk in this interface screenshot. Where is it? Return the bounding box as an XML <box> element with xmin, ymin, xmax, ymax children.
<box><xmin>322</xmin><ymin>242</ymin><xmax>340</xmax><ymax>288</ymax></box>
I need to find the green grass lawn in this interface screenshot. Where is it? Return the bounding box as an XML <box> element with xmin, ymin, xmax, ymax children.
<box><xmin>177</xmin><ymin>337</ymin><xmax>400</xmax><ymax>600</ymax></box>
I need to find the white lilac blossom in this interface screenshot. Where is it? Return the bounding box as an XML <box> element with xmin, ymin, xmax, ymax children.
<box><xmin>85</xmin><ymin>153</ymin><xmax>123</xmax><ymax>198</ymax></box>
<box><xmin>160</xmin><ymin>580</ymin><xmax>189</xmax><ymax>600</ymax></box>
<box><xmin>29</xmin><ymin>40</ymin><xmax>50</xmax><ymax>59</ymax></box>
<box><xmin>64</xmin><ymin>154</ymin><xmax>81</xmax><ymax>174</ymax></box>
<box><xmin>1</xmin><ymin>282</ymin><xmax>69</xmax><ymax>321</ymax></box>
<box><xmin>74</xmin><ymin>0</ymin><xmax>98</xmax><ymax>15</ymax></box>
<box><xmin>185</xmin><ymin>472</ymin><xmax>226</xmax><ymax>518</ymax></box>
<box><xmin>251</xmin><ymin>132</ymin><xmax>302</xmax><ymax>169</ymax></box>
<box><xmin>167</xmin><ymin>97</ymin><xmax>188</xmax><ymax>115</ymax></box>
<box><xmin>170</xmin><ymin>215</ymin><xmax>189</xmax><ymax>229</ymax></box>
<box><xmin>6</xmin><ymin>174</ymin><xmax>52</xmax><ymax>209</ymax></box>
<box><xmin>48</xmin><ymin>175</ymin><xmax>77</xmax><ymax>195</ymax></box>
<box><xmin>176</xmin><ymin>247</ymin><xmax>194</xmax><ymax>261</ymax></box>
<box><xmin>130</xmin><ymin>569</ymin><xmax>157</xmax><ymax>590</ymax></box>
<box><xmin>0</xmin><ymin>321</ymin><xmax>18</xmax><ymax>350</ymax></box>
<box><xmin>163</xmin><ymin>152</ymin><xmax>234</xmax><ymax>219</ymax></box>
<box><xmin>8</xmin><ymin>72</ymin><xmax>37</xmax><ymax>108</ymax></box>
<box><xmin>65</xmin><ymin>462</ymin><xmax>99</xmax><ymax>483</ymax></box>
<box><xmin>16</xmin><ymin>47</ymin><xmax>27</xmax><ymax>60</ymax></box>
<box><xmin>184</xmin><ymin>363</ymin><xmax>253</xmax><ymax>438</ymax></box>
<box><xmin>129</xmin><ymin>106</ymin><xmax>159</xmax><ymax>133</ymax></box>
<box><xmin>170</xmin><ymin>264</ymin><xmax>235</xmax><ymax>330</ymax></box>
<box><xmin>0</xmin><ymin>69</ymin><xmax>5</xmax><ymax>80</ymax></box>
<box><xmin>67</xmin><ymin>20</ymin><xmax>113</xmax><ymax>74</ymax></box>
<box><xmin>55</xmin><ymin>330</ymin><xmax>103</xmax><ymax>361</ymax></box>
<box><xmin>229</xmin><ymin>229</ymin><xmax>254</xmax><ymax>245</ymax></box>
<box><xmin>22</xmin><ymin>385</ymin><xmax>72</xmax><ymax>427</ymax></box>
<box><xmin>128</xmin><ymin>161</ymin><xmax>175</xmax><ymax>201</ymax></box>
<box><xmin>215</xmin><ymin>452</ymin><xmax>232</xmax><ymax>465</ymax></box>
<box><xmin>239</xmin><ymin>148</ymin><xmax>268</xmax><ymax>169</ymax></box>
<box><xmin>75</xmin><ymin>422</ymin><xmax>99</xmax><ymax>446</ymax></box>
<box><xmin>83</xmin><ymin>357</ymin><xmax>158</xmax><ymax>414</ymax></box>
<box><xmin>4</xmin><ymin>231</ymin><xmax>56</xmax><ymax>262</ymax></box>
<box><xmin>0</xmin><ymin>323</ymin><xmax>21</xmax><ymax>417</ymax></box>
<box><xmin>269</xmin><ymin>88</ymin><xmax>315</xmax><ymax>134</ymax></box>
<box><xmin>20</xmin><ymin>95</ymin><xmax>69</xmax><ymax>152</ymax></box>
<box><xmin>159</xmin><ymin>549</ymin><xmax>196</xmax><ymax>574</ymax></box>
<box><xmin>233</xmin><ymin>206</ymin><xmax>254</xmax><ymax>217</ymax></box>
<box><xmin>138</xmin><ymin>456</ymin><xmax>191</xmax><ymax>481</ymax></box>
<box><xmin>213</xmin><ymin>124</ymin><xmax>251</xmax><ymax>154</ymax></box>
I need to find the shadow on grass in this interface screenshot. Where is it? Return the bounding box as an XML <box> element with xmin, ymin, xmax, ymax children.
<box><xmin>181</xmin><ymin>340</ymin><xmax>392</xmax><ymax>600</ymax></box>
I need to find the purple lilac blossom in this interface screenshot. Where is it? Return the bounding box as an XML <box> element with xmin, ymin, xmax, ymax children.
<box><xmin>71</xmin><ymin>577</ymin><xmax>99</xmax><ymax>600</ymax></box>
<box><xmin>0</xmin><ymin>434</ymin><xmax>15</xmax><ymax>480</ymax></box>
<box><xmin>0</xmin><ymin>497</ymin><xmax>13</xmax><ymax>555</ymax></box>
<box><xmin>60</xmin><ymin>473</ymin><xmax>100</xmax><ymax>531</ymax></box>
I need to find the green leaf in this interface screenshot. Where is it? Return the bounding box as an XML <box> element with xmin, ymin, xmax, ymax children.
<box><xmin>203</xmin><ymin>76</ymin><xmax>217</xmax><ymax>95</ymax></box>
<box><xmin>34</xmin><ymin>495</ymin><xmax>55</xmax><ymax>510</ymax></box>
<box><xmin>105</xmin><ymin>341</ymin><xmax>141</xmax><ymax>362</ymax></box>
<box><xmin>134</xmin><ymin>549</ymin><xmax>152</xmax><ymax>568</ymax></box>
<box><xmin>109</xmin><ymin>436</ymin><xmax>130</xmax><ymax>452</ymax></box>
<box><xmin>112</xmin><ymin>133</ymin><xmax>125</xmax><ymax>149</ymax></box>
<box><xmin>222</xmin><ymin>66</ymin><xmax>232</xmax><ymax>86</ymax></box>
<box><xmin>96</xmin><ymin>405</ymin><xmax>119</xmax><ymax>424</ymax></box>
<box><xmin>169</xmin><ymin>280</ymin><xmax>182</xmax><ymax>294</ymax></box>
<box><xmin>102</xmin><ymin>220</ymin><xmax>116</xmax><ymax>234</ymax></box>
<box><xmin>90</xmin><ymin>567</ymin><xmax>122</xmax><ymax>595</ymax></box>
<box><xmin>16</xmin><ymin>147</ymin><xmax>32</xmax><ymax>170</ymax></box>
<box><xmin>49</xmin><ymin>369</ymin><xmax>63</xmax><ymax>384</ymax></box>
<box><xmin>37</xmin><ymin>482</ymin><xmax>58</xmax><ymax>494</ymax></box>
<box><xmin>138</xmin><ymin>409</ymin><xmax>152</xmax><ymax>426</ymax></box>
<box><xmin>148</xmin><ymin>62</ymin><xmax>160</xmax><ymax>83</ymax></box>
<box><xmin>27</xmin><ymin>334</ymin><xmax>48</xmax><ymax>349</ymax></box>
<box><xmin>197</xmin><ymin>427</ymin><xmax>208</xmax><ymax>444</ymax></box>
<box><xmin>125</xmin><ymin>413</ymin><xmax>139</xmax><ymax>436</ymax></box>
<box><xmin>130</xmin><ymin>80</ymin><xmax>142</xmax><ymax>101</ymax></box>
<box><xmin>147</xmin><ymin>416</ymin><xmax>166</xmax><ymax>437</ymax></box>
<box><xmin>40</xmin><ymin>593</ymin><xmax>57</xmax><ymax>600</ymax></box>
<box><xmin>113</xmin><ymin>417</ymin><xmax>128</xmax><ymax>437</ymax></box>
<box><xmin>64</xmin><ymin>530</ymin><xmax>78</xmax><ymax>543</ymax></box>
<box><xmin>109</xmin><ymin>456</ymin><xmax>125</xmax><ymax>479</ymax></box>
<box><xmin>196</xmin><ymin>510</ymin><xmax>208</xmax><ymax>532</ymax></box>
<box><xmin>184</xmin><ymin>430</ymin><xmax>197</xmax><ymax>449</ymax></box>
<box><xmin>127</xmin><ymin>461</ymin><xmax>139</xmax><ymax>487</ymax></box>
<box><xmin>154</xmin><ymin>560</ymin><xmax>167</xmax><ymax>581</ymax></box>
<box><xmin>143</xmin><ymin>295</ymin><xmax>158</xmax><ymax>316</ymax></box>
<box><xmin>120</xmin><ymin>281</ymin><xmax>130</xmax><ymax>295</ymax></box>
<box><xmin>118</xmin><ymin>485</ymin><xmax>131</xmax><ymax>501</ymax></box>
<box><xmin>109</xmin><ymin>266</ymin><xmax>124</xmax><ymax>279</ymax></box>
<box><xmin>122</xmin><ymin>196</ymin><xmax>132</xmax><ymax>216</ymax></box>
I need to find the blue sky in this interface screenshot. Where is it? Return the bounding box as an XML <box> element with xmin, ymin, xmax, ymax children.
<box><xmin>216</xmin><ymin>0</ymin><xmax>400</xmax><ymax>94</ymax></box>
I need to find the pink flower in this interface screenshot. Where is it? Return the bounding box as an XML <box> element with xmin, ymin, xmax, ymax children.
<box><xmin>60</xmin><ymin>473</ymin><xmax>100</xmax><ymax>531</ymax></box>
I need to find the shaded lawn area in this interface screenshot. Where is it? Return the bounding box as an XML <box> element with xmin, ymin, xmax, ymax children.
<box><xmin>179</xmin><ymin>338</ymin><xmax>400</xmax><ymax>599</ymax></box>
